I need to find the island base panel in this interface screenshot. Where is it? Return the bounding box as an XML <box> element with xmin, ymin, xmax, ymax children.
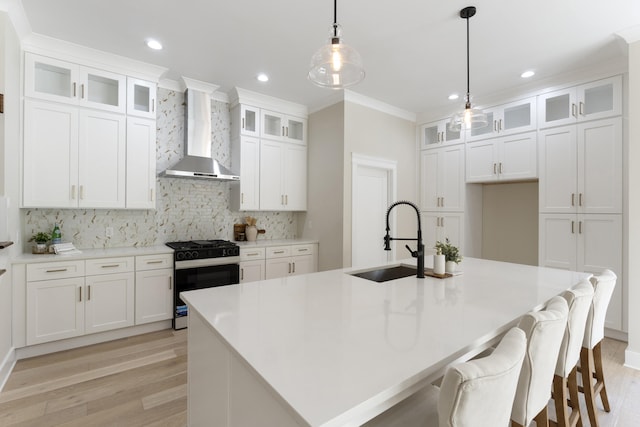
<box><xmin>187</xmin><ymin>309</ymin><xmax>304</xmax><ymax>427</ymax></box>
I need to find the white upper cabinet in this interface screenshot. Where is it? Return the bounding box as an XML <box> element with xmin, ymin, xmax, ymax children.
<box><xmin>420</xmin><ymin>119</ymin><xmax>463</xmax><ymax>149</ymax></box>
<box><xmin>126</xmin><ymin>117</ymin><xmax>157</xmax><ymax>209</ymax></box>
<box><xmin>537</xmin><ymin>75</ymin><xmax>622</xmax><ymax>129</ymax></box>
<box><xmin>25</xmin><ymin>53</ymin><xmax>126</xmax><ymax>113</ymax></box>
<box><xmin>126</xmin><ymin>77</ymin><xmax>156</xmax><ymax>119</ymax></box>
<box><xmin>539</xmin><ymin>118</ymin><xmax>622</xmax><ymax>214</ymax></box>
<box><xmin>466</xmin><ymin>131</ymin><xmax>537</xmax><ymax>183</ymax></box>
<box><xmin>232</xmin><ymin>104</ymin><xmax>260</xmax><ymax>138</ymax></box>
<box><xmin>261</xmin><ymin>109</ymin><xmax>307</xmax><ymax>144</ymax></box>
<box><xmin>466</xmin><ymin>97</ymin><xmax>536</xmax><ymax>142</ymax></box>
<box><xmin>230</xmin><ymin>136</ymin><xmax>261</xmax><ymax>211</ymax></box>
<box><xmin>420</xmin><ymin>145</ymin><xmax>465</xmax><ymax>212</ymax></box>
<box><xmin>259</xmin><ymin>140</ymin><xmax>307</xmax><ymax>211</ymax></box>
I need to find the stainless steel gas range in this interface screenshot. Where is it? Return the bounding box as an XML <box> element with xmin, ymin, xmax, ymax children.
<box><xmin>165</xmin><ymin>240</ymin><xmax>240</xmax><ymax>329</ymax></box>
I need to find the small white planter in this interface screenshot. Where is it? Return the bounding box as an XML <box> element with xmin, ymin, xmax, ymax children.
<box><xmin>445</xmin><ymin>261</ymin><xmax>458</xmax><ymax>274</ymax></box>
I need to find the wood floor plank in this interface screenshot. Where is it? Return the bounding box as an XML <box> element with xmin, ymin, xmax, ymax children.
<box><xmin>1</xmin><ymin>330</ymin><xmax>639</xmax><ymax>427</ymax></box>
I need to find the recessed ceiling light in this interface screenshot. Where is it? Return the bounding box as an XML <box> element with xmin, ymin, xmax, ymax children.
<box><xmin>257</xmin><ymin>73</ymin><xmax>269</xmax><ymax>82</ymax></box>
<box><xmin>521</xmin><ymin>70</ymin><xmax>535</xmax><ymax>78</ymax></box>
<box><xmin>146</xmin><ymin>39</ymin><xmax>163</xmax><ymax>50</ymax></box>
<box><xmin>448</xmin><ymin>94</ymin><xmax>459</xmax><ymax>101</ymax></box>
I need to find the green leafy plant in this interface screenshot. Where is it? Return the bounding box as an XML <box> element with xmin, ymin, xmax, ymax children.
<box><xmin>29</xmin><ymin>232</ymin><xmax>51</xmax><ymax>244</ymax></box>
<box><xmin>435</xmin><ymin>238</ymin><xmax>462</xmax><ymax>263</ymax></box>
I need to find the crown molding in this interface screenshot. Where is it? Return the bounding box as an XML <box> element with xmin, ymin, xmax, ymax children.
<box><xmin>617</xmin><ymin>25</ymin><xmax>640</xmax><ymax>44</ymax></box>
<box><xmin>344</xmin><ymin>90</ymin><xmax>416</xmax><ymax>123</ymax></box>
<box><xmin>21</xmin><ymin>33</ymin><xmax>167</xmax><ymax>82</ymax></box>
<box><xmin>229</xmin><ymin>87</ymin><xmax>308</xmax><ymax>117</ymax></box>
<box><xmin>158</xmin><ymin>78</ymin><xmax>229</xmax><ymax>103</ymax></box>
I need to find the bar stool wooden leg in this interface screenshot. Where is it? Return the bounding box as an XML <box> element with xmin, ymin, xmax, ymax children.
<box><xmin>554</xmin><ymin>374</ymin><xmax>570</xmax><ymax>427</ymax></box>
<box><xmin>593</xmin><ymin>341</ymin><xmax>611</xmax><ymax>412</ymax></box>
<box><xmin>567</xmin><ymin>367</ymin><xmax>583</xmax><ymax>427</ymax></box>
<box><xmin>580</xmin><ymin>346</ymin><xmax>599</xmax><ymax>427</ymax></box>
<box><xmin>534</xmin><ymin>405</ymin><xmax>549</xmax><ymax>427</ymax></box>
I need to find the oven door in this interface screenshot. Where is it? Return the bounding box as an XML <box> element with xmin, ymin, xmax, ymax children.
<box><xmin>174</xmin><ymin>259</ymin><xmax>240</xmax><ymax>329</ymax></box>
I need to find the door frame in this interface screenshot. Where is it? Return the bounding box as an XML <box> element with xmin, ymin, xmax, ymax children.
<box><xmin>351</xmin><ymin>153</ymin><xmax>397</xmax><ymax>265</ymax></box>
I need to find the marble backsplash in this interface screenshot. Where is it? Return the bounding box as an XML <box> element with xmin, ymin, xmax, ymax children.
<box><xmin>22</xmin><ymin>88</ymin><xmax>297</xmax><ymax>250</ymax></box>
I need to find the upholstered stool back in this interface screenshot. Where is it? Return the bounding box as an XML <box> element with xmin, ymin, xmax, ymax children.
<box><xmin>438</xmin><ymin>327</ymin><xmax>526</xmax><ymax>427</ymax></box>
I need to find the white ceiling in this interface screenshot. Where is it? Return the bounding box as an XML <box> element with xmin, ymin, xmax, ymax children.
<box><xmin>17</xmin><ymin>0</ymin><xmax>640</xmax><ymax>116</ymax></box>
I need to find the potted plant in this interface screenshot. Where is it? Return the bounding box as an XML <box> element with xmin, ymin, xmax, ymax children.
<box><xmin>435</xmin><ymin>238</ymin><xmax>462</xmax><ymax>273</ymax></box>
<box><xmin>29</xmin><ymin>231</ymin><xmax>51</xmax><ymax>254</ymax></box>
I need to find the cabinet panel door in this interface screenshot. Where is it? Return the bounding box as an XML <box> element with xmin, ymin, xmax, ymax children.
<box><xmin>238</xmin><ymin>137</ymin><xmax>261</xmax><ymax>210</ymax></box>
<box><xmin>259</xmin><ymin>140</ymin><xmax>284</xmax><ymax>210</ymax></box>
<box><xmin>420</xmin><ymin>151</ymin><xmax>439</xmax><ymax>210</ymax></box>
<box><xmin>25</xmin><ymin>53</ymin><xmax>79</xmax><ymax>105</ymax></box>
<box><xmin>578</xmin><ymin>118</ymin><xmax>622</xmax><ymax>214</ymax></box>
<box><xmin>466</xmin><ymin>140</ymin><xmax>497</xmax><ymax>183</ymax></box>
<box><xmin>261</xmin><ymin>110</ymin><xmax>284</xmax><ymax>140</ymax></box>
<box><xmin>441</xmin><ymin>146</ymin><xmax>465</xmax><ymax>211</ymax></box>
<box><xmin>421</xmin><ymin>212</ymin><xmax>440</xmax><ymax>249</ymax></box>
<box><xmin>498</xmin><ymin>132</ymin><xmax>537</xmax><ymax>181</ymax></box>
<box><xmin>135</xmin><ymin>268</ymin><xmax>174</xmax><ymax>324</ymax></box>
<box><xmin>265</xmin><ymin>258</ymin><xmax>291</xmax><ymax>279</ymax></box>
<box><xmin>127</xmin><ymin>78</ymin><xmax>156</xmax><ymax>119</ymax></box>
<box><xmin>80</xmin><ymin>67</ymin><xmax>126</xmax><ymax>113</ymax></box>
<box><xmin>578</xmin><ymin>214</ymin><xmax>622</xmax><ymax>330</ymax></box>
<box><xmin>240</xmin><ymin>105</ymin><xmax>260</xmax><ymax>137</ymax></box>
<box><xmin>284</xmin><ymin>144</ymin><xmax>307</xmax><ymax>211</ymax></box>
<box><xmin>577</xmin><ymin>76</ymin><xmax>622</xmax><ymax>122</ymax></box>
<box><xmin>538</xmin><ymin>214</ymin><xmax>577</xmax><ymax>271</ymax></box>
<box><xmin>538</xmin><ymin>126</ymin><xmax>577</xmax><ymax>213</ymax></box>
<box><xmin>78</xmin><ymin>110</ymin><xmax>126</xmax><ymax>208</ymax></box>
<box><xmin>26</xmin><ymin>277</ymin><xmax>85</xmax><ymax>345</ymax></box>
<box><xmin>240</xmin><ymin>261</ymin><xmax>265</xmax><ymax>283</ymax></box>
<box><xmin>126</xmin><ymin>117</ymin><xmax>157</xmax><ymax>209</ymax></box>
<box><xmin>291</xmin><ymin>255</ymin><xmax>315</xmax><ymax>276</ymax></box>
<box><xmin>538</xmin><ymin>88</ymin><xmax>576</xmax><ymax>129</ymax></box>
<box><xmin>23</xmin><ymin>100</ymin><xmax>79</xmax><ymax>208</ymax></box>
<box><xmin>85</xmin><ymin>272</ymin><xmax>135</xmax><ymax>334</ymax></box>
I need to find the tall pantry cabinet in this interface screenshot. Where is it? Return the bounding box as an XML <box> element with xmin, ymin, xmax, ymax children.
<box><xmin>537</xmin><ymin>76</ymin><xmax>624</xmax><ymax>331</ymax></box>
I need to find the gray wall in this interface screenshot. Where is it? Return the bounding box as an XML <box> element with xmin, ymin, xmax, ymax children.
<box><xmin>481</xmin><ymin>181</ymin><xmax>538</xmax><ymax>265</ymax></box>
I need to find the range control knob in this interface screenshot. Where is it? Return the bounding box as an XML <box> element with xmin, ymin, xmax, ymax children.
<box><xmin>190</xmin><ymin>251</ymin><xmax>199</xmax><ymax>259</ymax></box>
<box><xmin>176</xmin><ymin>251</ymin><xmax>185</xmax><ymax>261</ymax></box>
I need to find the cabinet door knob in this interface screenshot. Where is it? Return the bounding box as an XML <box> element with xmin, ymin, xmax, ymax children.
<box><xmin>71</xmin><ymin>185</ymin><xmax>76</xmax><ymax>200</ymax></box>
<box><xmin>169</xmin><ymin>277</ymin><xmax>172</xmax><ymax>290</ymax></box>
<box><xmin>73</xmin><ymin>82</ymin><xmax>77</xmax><ymax>97</ymax></box>
<box><xmin>81</xmin><ymin>84</ymin><xmax>85</xmax><ymax>100</ymax></box>
<box><xmin>150</xmin><ymin>188</ymin><xmax>154</xmax><ymax>202</ymax></box>
<box><xmin>579</xmin><ymin>193</ymin><xmax>583</xmax><ymax>207</ymax></box>
<box><xmin>240</xmin><ymin>268</ymin><xmax>244</xmax><ymax>281</ymax></box>
<box><xmin>242</xmin><ymin>118</ymin><xmax>245</xmax><ymax>129</ymax></box>
<box><xmin>79</xmin><ymin>286</ymin><xmax>82</xmax><ymax>302</ymax></box>
<box><xmin>151</xmin><ymin>100</ymin><xmax>155</xmax><ymax>113</ymax></box>
<box><xmin>571</xmin><ymin>103</ymin><xmax>578</xmax><ymax>118</ymax></box>
<box><xmin>493</xmin><ymin>163</ymin><xmax>497</xmax><ymax>174</ymax></box>
<box><xmin>499</xmin><ymin>163</ymin><xmax>503</xmax><ymax>174</ymax></box>
<box><xmin>571</xmin><ymin>220</ymin><xmax>575</xmax><ymax>234</ymax></box>
<box><xmin>571</xmin><ymin>193</ymin><xmax>575</xmax><ymax>207</ymax></box>
<box><xmin>579</xmin><ymin>221</ymin><xmax>583</xmax><ymax>234</ymax></box>
<box><xmin>579</xmin><ymin>101</ymin><xmax>585</xmax><ymax>116</ymax></box>
<box><xmin>87</xmin><ymin>285</ymin><xmax>91</xmax><ymax>301</ymax></box>
<box><xmin>292</xmin><ymin>262</ymin><xmax>296</xmax><ymax>273</ymax></box>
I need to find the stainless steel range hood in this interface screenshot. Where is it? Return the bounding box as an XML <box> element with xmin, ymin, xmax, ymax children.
<box><xmin>161</xmin><ymin>88</ymin><xmax>239</xmax><ymax>181</ymax></box>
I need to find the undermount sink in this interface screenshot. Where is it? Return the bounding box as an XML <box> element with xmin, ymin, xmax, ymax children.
<box><xmin>349</xmin><ymin>265</ymin><xmax>418</xmax><ymax>283</ymax></box>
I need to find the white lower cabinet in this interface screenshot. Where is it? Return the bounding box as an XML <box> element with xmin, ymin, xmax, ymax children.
<box><xmin>135</xmin><ymin>253</ymin><xmax>174</xmax><ymax>324</ymax></box>
<box><xmin>264</xmin><ymin>244</ymin><xmax>317</xmax><ymax>279</ymax></box>
<box><xmin>25</xmin><ymin>254</ymin><xmax>174</xmax><ymax>346</ymax></box>
<box><xmin>421</xmin><ymin>212</ymin><xmax>464</xmax><ymax>250</ymax></box>
<box><xmin>240</xmin><ymin>247</ymin><xmax>266</xmax><ymax>283</ymax></box>
<box><xmin>539</xmin><ymin>214</ymin><xmax>623</xmax><ymax>330</ymax></box>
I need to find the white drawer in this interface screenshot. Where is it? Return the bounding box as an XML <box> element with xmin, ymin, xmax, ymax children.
<box><xmin>136</xmin><ymin>254</ymin><xmax>174</xmax><ymax>271</ymax></box>
<box><xmin>27</xmin><ymin>260</ymin><xmax>85</xmax><ymax>281</ymax></box>
<box><xmin>266</xmin><ymin>246</ymin><xmax>291</xmax><ymax>259</ymax></box>
<box><xmin>291</xmin><ymin>244</ymin><xmax>315</xmax><ymax>256</ymax></box>
<box><xmin>240</xmin><ymin>247</ymin><xmax>266</xmax><ymax>261</ymax></box>
<box><xmin>85</xmin><ymin>257</ymin><xmax>135</xmax><ymax>275</ymax></box>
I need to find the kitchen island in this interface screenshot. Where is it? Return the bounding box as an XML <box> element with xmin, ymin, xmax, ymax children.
<box><xmin>181</xmin><ymin>257</ymin><xmax>590</xmax><ymax>427</ymax></box>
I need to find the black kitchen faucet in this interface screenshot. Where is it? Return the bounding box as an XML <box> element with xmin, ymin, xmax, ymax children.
<box><xmin>383</xmin><ymin>200</ymin><xmax>425</xmax><ymax>279</ymax></box>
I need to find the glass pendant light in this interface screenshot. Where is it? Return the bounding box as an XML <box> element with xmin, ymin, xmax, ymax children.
<box><xmin>308</xmin><ymin>0</ymin><xmax>365</xmax><ymax>89</ymax></box>
<box><xmin>449</xmin><ymin>6</ymin><xmax>487</xmax><ymax>132</ymax></box>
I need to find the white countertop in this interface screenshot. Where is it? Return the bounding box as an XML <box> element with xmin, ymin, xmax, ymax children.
<box><xmin>11</xmin><ymin>245</ymin><xmax>173</xmax><ymax>264</ymax></box>
<box><xmin>181</xmin><ymin>257</ymin><xmax>590</xmax><ymax>426</ymax></box>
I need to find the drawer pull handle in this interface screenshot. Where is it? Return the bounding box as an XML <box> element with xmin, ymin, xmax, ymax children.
<box><xmin>297</xmin><ymin>248</ymin><xmax>308</xmax><ymax>252</ymax></box>
<box><xmin>46</xmin><ymin>268</ymin><xmax>68</xmax><ymax>273</ymax></box>
<box><xmin>101</xmin><ymin>264</ymin><xmax>120</xmax><ymax>268</ymax></box>
<box><xmin>79</xmin><ymin>286</ymin><xmax>82</xmax><ymax>302</ymax></box>
<box><xmin>273</xmin><ymin>250</ymin><xmax>285</xmax><ymax>254</ymax></box>
<box><xmin>169</xmin><ymin>277</ymin><xmax>172</xmax><ymax>290</ymax></box>
<box><xmin>146</xmin><ymin>260</ymin><xmax>163</xmax><ymax>264</ymax></box>
<box><xmin>247</xmin><ymin>252</ymin><xmax>260</xmax><ymax>256</ymax></box>
<box><xmin>240</xmin><ymin>268</ymin><xmax>244</xmax><ymax>280</ymax></box>
<box><xmin>88</xmin><ymin>285</ymin><xmax>91</xmax><ymax>301</ymax></box>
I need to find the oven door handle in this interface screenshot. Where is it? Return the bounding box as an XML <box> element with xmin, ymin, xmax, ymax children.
<box><xmin>175</xmin><ymin>256</ymin><xmax>241</xmax><ymax>270</ymax></box>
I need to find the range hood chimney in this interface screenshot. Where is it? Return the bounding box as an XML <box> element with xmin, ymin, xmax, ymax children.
<box><xmin>161</xmin><ymin>79</ymin><xmax>239</xmax><ymax>181</ymax></box>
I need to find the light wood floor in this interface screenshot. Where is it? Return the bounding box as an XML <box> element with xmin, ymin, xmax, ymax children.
<box><xmin>0</xmin><ymin>332</ymin><xmax>639</xmax><ymax>426</ymax></box>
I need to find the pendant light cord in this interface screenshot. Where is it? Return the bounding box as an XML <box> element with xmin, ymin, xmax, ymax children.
<box><xmin>465</xmin><ymin>14</ymin><xmax>471</xmax><ymax>105</ymax></box>
<box><xmin>333</xmin><ymin>0</ymin><xmax>338</xmax><ymax>37</ymax></box>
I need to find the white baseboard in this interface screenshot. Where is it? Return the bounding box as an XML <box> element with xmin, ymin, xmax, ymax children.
<box><xmin>624</xmin><ymin>348</ymin><xmax>640</xmax><ymax>371</ymax></box>
<box><xmin>15</xmin><ymin>320</ymin><xmax>172</xmax><ymax>360</ymax></box>
<box><xmin>0</xmin><ymin>346</ymin><xmax>16</xmax><ymax>392</ymax></box>
<box><xmin>605</xmin><ymin>328</ymin><xmax>628</xmax><ymax>342</ymax></box>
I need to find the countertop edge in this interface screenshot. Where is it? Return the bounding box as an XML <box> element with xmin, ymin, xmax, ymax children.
<box><xmin>11</xmin><ymin>245</ymin><xmax>174</xmax><ymax>264</ymax></box>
